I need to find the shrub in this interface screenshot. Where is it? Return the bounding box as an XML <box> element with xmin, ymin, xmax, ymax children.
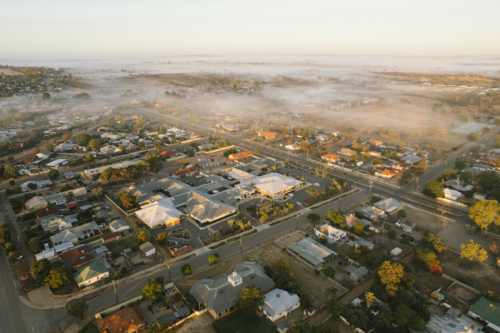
<box><xmin>387</xmin><ymin>229</ymin><xmax>396</xmax><ymax>240</ymax></box>
<box><xmin>322</xmin><ymin>265</ymin><xmax>335</xmax><ymax>278</ymax></box>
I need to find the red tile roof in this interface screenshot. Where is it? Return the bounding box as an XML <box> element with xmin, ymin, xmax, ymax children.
<box><xmin>61</xmin><ymin>245</ymin><xmax>95</xmax><ymax>268</ymax></box>
<box><xmin>160</xmin><ymin>150</ymin><xmax>176</xmax><ymax>157</ymax></box>
<box><xmin>97</xmin><ymin>308</ymin><xmax>146</xmax><ymax>333</ymax></box>
<box><xmin>229</xmin><ymin>151</ymin><xmax>252</xmax><ymax>160</ymax></box>
<box><xmin>35</xmin><ymin>205</ymin><xmax>60</xmax><ymax>219</ymax></box>
<box><xmin>102</xmin><ymin>232</ymin><xmax>122</xmax><ymax>241</ymax></box>
<box><xmin>172</xmin><ymin>166</ymin><xmax>198</xmax><ymax>176</ymax></box>
<box><xmin>256</xmin><ymin>131</ymin><xmax>278</xmax><ymax>139</ymax></box>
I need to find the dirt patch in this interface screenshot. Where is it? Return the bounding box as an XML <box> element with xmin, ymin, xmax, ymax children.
<box><xmin>175</xmin><ymin>312</ymin><xmax>217</xmax><ymax>333</ymax></box>
<box><xmin>178</xmin><ymin>257</ymin><xmax>243</xmax><ymax>286</ymax></box>
<box><xmin>278</xmin><ymin>232</ymin><xmax>307</xmax><ymax>247</ymax></box>
<box><xmin>246</xmin><ymin>244</ymin><xmax>342</xmax><ymax>307</ymax></box>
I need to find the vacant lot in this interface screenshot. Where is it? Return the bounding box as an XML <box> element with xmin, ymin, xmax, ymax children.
<box><xmin>176</xmin><ymin>312</ymin><xmax>217</xmax><ymax>333</ymax></box>
<box><xmin>106</xmin><ymin>236</ymin><xmax>140</xmax><ymax>253</ymax></box>
<box><xmin>245</xmin><ymin>244</ymin><xmax>342</xmax><ymax>307</ymax></box>
<box><xmin>404</xmin><ymin>206</ymin><xmax>454</xmax><ymax>233</ymax></box>
<box><xmin>214</xmin><ymin>312</ymin><xmax>275</xmax><ymax>333</ymax></box>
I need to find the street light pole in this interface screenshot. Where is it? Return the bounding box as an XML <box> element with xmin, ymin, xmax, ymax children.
<box><xmin>296</xmin><ymin>213</ymin><xmax>300</xmax><ymax>230</ymax></box>
<box><xmin>112</xmin><ymin>280</ymin><xmax>119</xmax><ymax>304</ymax></box>
<box><xmin>415</xmin><ymin>177</ymin><xmax>419</xmax><ymax>191</ymax></box>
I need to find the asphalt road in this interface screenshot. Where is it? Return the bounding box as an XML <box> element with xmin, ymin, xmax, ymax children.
<box><xmin>0</xmin><ymin>247</ymin><xmax>73</xmax><ymax>333</ymax></box>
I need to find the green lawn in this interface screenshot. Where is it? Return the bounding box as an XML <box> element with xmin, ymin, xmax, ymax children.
<box><xmin>102</xmin><ymin>229</ymin><xmax>112</xmax><ymax>236</ymax></box>
<box><xmin>12</xmin><ymin>206</ymin><xmax>22</xmax><ymax>214</ymax></box>
<box><xmin>105</xmin><ymin>236</ymin><xmax>139</xmax><ymax>253</ymax></box>
<box><xmin>214</xmin><ymin>312</ymin><xmax>276</xmax><ymax>333</ymax></box>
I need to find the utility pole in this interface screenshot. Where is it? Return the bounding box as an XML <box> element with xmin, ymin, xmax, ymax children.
<box><xmin>112</xmin><ymin>280</ymin><xmax>118</xmax><ymax>304</ymax></box>
<box><xmin>369</xmin><ymin>182</ymin><xmax>373</xmax><ymax>192</ymax></box>
<box><xmin>296</xmin><ymin>213</ymin><xmax>300</xmax><ymax>230</ymax></box>
<box><xmin>166</xmin><ymin>262</ymin><xmax>172</xmax><ymax>282</ymax></box>
<box><xmin>415</xmin><ymin>177</ymin><xmax>419</xmax><ymax>191</ymax></box>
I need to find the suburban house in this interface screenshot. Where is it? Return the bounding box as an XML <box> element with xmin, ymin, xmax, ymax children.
<box><xmin>354</xmin><ymin>238</ymin><xmax>375</xmax><ymax>250</ymax></box>
<box><xmin>20</xmin><ymin>180</ymin><xmax>52</xmax><ymax>192</ymax></box>
<box><xmin>356</xmin><ymin>205</ymin><xmax>387</xmax><ymax>221</ymax></box>
<box><xmin>468</xmin><ymin>296</ymin><xmax>500</xmax><ymax>332</ymax></box>
<box><xmin>60</xmin><ymin>245</ymin><xmax>95</xmax><ymax>269</ymax></box>
<box><xmin>109</xmin><ymin>219</ymin><xmax>130</xmax><ymax>233</ymax></box>
<box><xmin>190</xmin><ymin>262</ymin><xmax>275</xmax><ymax>319</ymax></box>
<box><xmin>368</xmin><ymin>150</ymin><xmax>382</xmax><ymax>157</ymax></box>
<box><xmin>41</xmin><ymin>215</ymin><xmax>78</xmax><ymax>232</ymax></box>
<box><xmin>82</xmin><ymin>160</ymin><xmax>142</xmax><ymax>180</ymax></box>
<box><xmin>50</xmin><ymin>222</ymin><xmax>101</xmax><ymax>246</ymax></box>
<box><xmin>445</xmin><ymin>179</ymin><xmax>474</xmax><ymax>192</ymax></box>
<box><xmin>287</xmin><ymin>237</ymin><xmax>336</xmax><ymax>267</ymax></box>
<box><xmin>401</xmin><ymin>155</ymin><xmax>424</xmax><ymax>165</ymax></box>
<box><xmin>443</xmin><ymin>188</ymin><xmax>463</xmax><ymax>201</ymax></box>
<box><xmin>344</xmin><ymin>263</ymin><xmax>369</xmax><ymax>282</ymax></box>
<box><xmin>100</xmin><ymin>145</ymin><xmax>121</xmax><ymax>155</ymax></box>
<box><xmin>375</xmin><ymin>169</ymin><xmax>397</xmax><ymax>179</ymax></box>
<box><xmin>250</xmin><ymin>172</ymin><xmax>302</xmax><ymax>197</ymax></box>
<box><xmin>160</xmin><ymin>150</ymin><xmax>177</xmax><ymax>158</ymax></box>
<box><xmin>135</xmin><ymin>199</ymin><xmax>183</xmax><ymax>229</ymax></box>
<box><xmin>25</xmin><ymin>196</ymin><xmax>48</xmax><ymax>211</ymax></box>
<box><xmin>229</xmin><ymin>150</ymin><xmax>252</xmax><ymax>160</ymax></box>
<box><xmin>316</xmin><ymin>134</ymin><xmax>329</xmax><ymax>143</ymax></box>
<box><xmin>285</xmin><ymin>143</ymin><xmax>299</xmax><ymax>151</ymax></box>
<box><xmin>391</xmin><ymin>163</ymin><xmax>410</xmax><ymax>171</ymax></box>
<box><xmin>315</xmin><ymin>224</ymin><xmax>346</xmax><ymax>243</ymax></box>
<box><xmin>261</xmin><ymin>289</ymin><xmax>300</xmax><ymax>322</ymax></box>
<box><xmin>338</xmin><ymin>148</ymin><xmax>357</xmax><ymax>157</ymax></box>
<box><xmin>256</xmin><ymin>131</ymin><xmax>278</xmax><ymax>140</ymax></box>
<box><xmin>478</xmin><ymin>157</ymin><xmax>495</xmax><ymax>165</ymax></box>
<box><xmin>374</xmin><ymin>198</ymin><xmax>403</xmax><ymax>213</ymax></box>
<box><xmin>126</xmin><ymin>142</ymin><xmax>138</xmax><ymax>152</ymax></box>
<box><xmin>73</xmin><ymin>260</ymin><xmax>109</xmax><ymax>287</ymax></box>
<box><xmin>172</xmin><ymin>167</ymin><xmax>198</xmax><ymax>179</ymax></box>
<box><xmin>321</xmin><ymin>154</ymin><xmax>341</xmax><ymax>163</ymax></box>
<box><xmin>102</xmin><ymin>232</ymin><xmax>122</xmax><ymax>244</ymax></box>
<box><xmin>35</xmin><ymin>205</ymin><xmax>61</xmax><ymax>221</ymax></box>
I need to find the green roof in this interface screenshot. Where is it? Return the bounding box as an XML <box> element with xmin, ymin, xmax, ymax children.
<box><xmin>139</xmin><ymin>241</ymin><xmax>155</xmax><ymax>252</ymax></box>
<box><xmin>287</xmin><ymin>242</ymin><xmax>322</xmax><ymax>266</ymax></box>
<box><xmin>73</xmin><ymin>260</ymin><xmax>108</xmax><ymax>283</ymax></box>
<box><xmin>470</xmin><ymin>296</ymin><xmax>500</xmax><ymax>327</ymax></box>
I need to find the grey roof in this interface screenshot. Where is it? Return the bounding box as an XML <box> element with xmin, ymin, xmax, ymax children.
<box><xmin>190</xmin><ymin>262</ymin><xmax>274</xmax><ymax>315</ymax></box>
<box><xmin>374</xmin><ymin>198</ymin><xmax>402</xmax><ymax>212</ymax></box>
<box><xmin>287</xmin><ymin>237</ymin><xmax>337</xmax><ymax>266</ymax></box>
<box><xmin>355</xmin><ymin>238</ymin><xmax>374</xmax><ymax>248</ymax></box>
<box><xmin>109</xmin><ymin>219</ymin><xmax>129</xmax><ymax>231</ymax></box>
<box><xmin>50</xmin><ymin>222</ymin><xmax>99</xmax><ymax>244</ymax></box>
<box><xmin>401</xmin><ymin>155</ymin><xmax>424</xmax><ymax>164</ymax></box>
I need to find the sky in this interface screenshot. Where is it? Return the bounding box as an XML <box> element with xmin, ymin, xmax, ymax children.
<box><xmin>1</xmin><ymin>0</ymin><xmax>499</xmax><ymax>59</ymax></box>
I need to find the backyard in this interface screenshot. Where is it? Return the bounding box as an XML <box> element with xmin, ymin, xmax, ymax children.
<box><xmin>106</xmin><ymin>235</ymin><xmax>140</xmax><ymax>253</ymax></box>
<box><xmin>244</xmin><ymin>243</ymin><xmax>342</xmax><ymax>307</ymax></box>
<box><xmin>214</xmin><ymin>312</ymin><xmax>275</xmax><ymax>333</ymax></box>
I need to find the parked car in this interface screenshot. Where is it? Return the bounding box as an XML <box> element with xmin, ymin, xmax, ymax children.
<box><xmin>287</xmin><ymin>193</ymin><xmax>294</xmax><ymax>198</ymax></box>
<box><xmin>304</xmin><ymin>198</ymin><xmax>310</xmax><ymax>202</ymax></box>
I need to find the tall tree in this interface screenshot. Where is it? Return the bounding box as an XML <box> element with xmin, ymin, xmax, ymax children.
<box><xmin>469</xmin><ymin>200</ymin><xmax>500</xmax><ymax>232</ymax></box>
<box><xmin>460</xmin><ymin>240</ymin><xmax>488</xmax><ymax>264</ymax></box>
<box><xmin>66</xmin><ymin>299</ymin><xmax>88</xmax><ymax>320</ymax></box>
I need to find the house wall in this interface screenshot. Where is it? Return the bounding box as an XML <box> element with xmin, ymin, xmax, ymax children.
<box><xmin>77</xmin><ymin>272</ymin><xmax>109</xmax><ymax>287</ymax></box>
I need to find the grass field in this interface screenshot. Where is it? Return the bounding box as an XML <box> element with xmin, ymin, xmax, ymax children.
<box><xmin>214</xmin><ymin>312</ymin><xmax>275</xmax><ymax>333</ymax></box>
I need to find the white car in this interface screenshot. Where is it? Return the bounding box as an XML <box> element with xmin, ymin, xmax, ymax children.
<box><xmin>287</xmin><ymin>193</ymin><xmax>294</xmax><ymax>198</ymax></box>
<box><xmin>196</xmin><ymin>175</ymin><xmax>203</xmax><ymax>178</ymax></box>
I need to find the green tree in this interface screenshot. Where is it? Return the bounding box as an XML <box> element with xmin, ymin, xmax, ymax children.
<box><xmin>387</xmin><ymin>229</ymin><xmax>396</xmax><ymax>240</ymax></box>
<box><xmin>48</xmin><ymin>169</ymin><xmax>59</xmax><ymax>180</ymax></box>
<box><xmin>43</xmin><ymin>143</ymin><xmax>54</xmax><ymax>151</ymax></box>
<box><xmin>326</xmin><ymin>298</ymin><xmax>344</xmax><ymax>319</ymax></box>
<box><xmin>181</xmin><ymin>264</ymin><xmax>193</xmax><ymax>275</ymax></box>
<box><xmin>28</xmin><ymin>238</ymin><xmax>40</xmax><ymax>253</ymax></box>
<box><xmin>153</xmin><ymin>141</ymin><xmax>162</xmax><ymax>150</ymax></box>
<box><xmin>234</xmin><ymin>284</ymin><xmax>264</xmax><ymax>313</ymax></box>
<box><xmin>209</xmin><ymin>253</ymin><xmax>220</xmax><ymax>264</ymax></box>
<box><xmin>117</xmin><ymin>191</ymin><xmax>137</xmax><ymax>209</ymax></box>
<box><xmin>142</xmin><ymin>278</ymin><xmax>164</xmax><ymax>301</ymax></box>
<box><xmin>42</xmin><ymin>92</ymin><xmax>50</xmax><ymax>99</ymax></box>
<box><xmin>148</xmin><ymin>322</ymin><xmax>173</xmax><ymax>333</ymax></box>
<box><xmin>476</xmin><ymin>171</ymin><xmax>500</xmax><ymax>191</ymax></box>
<box><xmin>65</xmin><ymin>299</ymin><xmax>88</xmax><ymax>320</ymax></box>
<box><xmin>30</xmin><ymin>259</ymin><xmax>51</xmax><ymax>286</ymax></box>
<box><xmin>299</xmin><ymin>140</ymin><xmax>311</xmax><ymax>153</ymax></box>
<box><xmin>423</xmin><ymin>179</ymin><xmax>444</xmax><ymax>198</ymax></box>
<box><xmin>158</xmin><ymin>232</ymin><xmax>166</xmax><ymax>245</ymax></box>
<box><xmin>467</xmin><ymin>132</ymin><xmax>480</xmax><ymax>141</ymax></box>
<box><xmin>349</xmin><ymin>153</ymin><xmax>358</xmax><ymax>162</ymax></box>
<box><xmin>372</xmin><ymin>157</ymin><xmax>383</xmax><ymax>164</ymax></box>
<box><xmin>414</xmin><ymin>161</ymin><xmax>427</xmax><ymax>174</ymax></box>
<box><xmin>0</xmin><ymin>225</ymin><xmax>11</xmax><ymax>244</ymax></box>
<box><xmin>88</xmin><ymin>139</ymin><xmax>102</xmax><ymax>149</ymax></box>
<box><xmin>409</xmin><ymin>316</ymin><xmax>427</xmax><ymax>331</ymax></box>
<box><xmin>393</xmin><ymin>304</ymin><xmax>411</xmax><ymax>326</ymax></box>
<box><xmin>27</xmin><ymin>182</ymin><xmax>38</xmax><ymax>191</ymax></box>
<box><xmin>469</xmin><ymin>200</ymin><xmax>500</xmax><ymax>232</ymax></box>
<box><xmin>442</xmin><ymin>168</ymin><xmax>458</xmax><ymax>180</ymax></box>
<box><xmin>397</xmin><ymin>210</ymin><xmax>407</xmax><ymax>218</ymax></box>
<box><xmin>454</xmin><ymin>159</ymin><xmax>466</xmax><ymax>169</ymax></box>
<box><xmin>3</xmin><ymin>164</ymin><xmax>17</xmax><ymax>178</ymax></box>
<box><xmin>75</xmin><ymin>133</ymin><xmax>92</xmax><ymax>146</ymax></box>
<box><xmin>307</xmin><ymin>213</ymin><xmax>320</xmax><ymax>223</ymax></box>
<box><xmin>343</xmin><ymin>305</ymin><xmax>369</xmax><ymax>330</ymax></box>
<box><xmin>44</xmin><ymin>268</ymin><xmax>72</xmax><ymax>289</ymax></box>
<box><xmin>254</xmin><ymin>147</ymin><xmax>263</xmax><ymax>154</ymax></box>
<box><xmin>322</xmin><ymin>265</ymin><xmax>335</xmax><ymax>278</ymax></box>
<box><xmin>460</xmin><ymin>240</ymin><xmax>488</xmax><ymax>264</ymax></box>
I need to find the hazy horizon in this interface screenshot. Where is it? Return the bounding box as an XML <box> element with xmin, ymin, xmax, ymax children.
<box><xmin>1</xmin><ymin>0</ymin><xmax>499</xmax><ymax>59</ymax></box>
